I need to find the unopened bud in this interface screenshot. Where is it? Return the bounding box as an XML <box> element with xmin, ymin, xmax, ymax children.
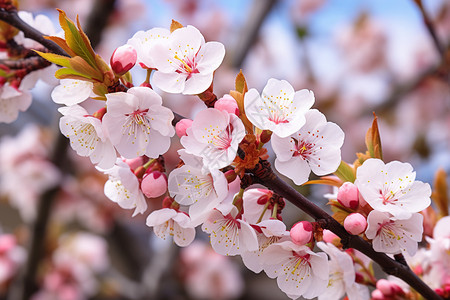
<box><xmin>344</xmin><ymin>213</ymin><xmax>367</xmax><ymax>235</ymax></box>
<box><xmin>125</xmin><ymin>157</ymin><xmax>144</xmax><ymax>171</ymax></box>
<box><xmin>260</xmin><ymin>130</ymin><xmax>272</xmax><ymax>144</ymax></box>
<box><xmin>0</xmin><ymin>235</ymin><xmax>16</xmax><ymax>254</ymax></box>
<box><xmin>141</xmin><ymin>171</ymin><xmax>167</xmax><ymax>198</ymax></box>
<box><xmin>376</xmin><ymin>279</ymin><xmax>394</xmax><ymax>296</ymax></box>
<box><xmin>110</xmin><ymin>44</ymin><xmax>137</xmax><ymax>76</ymax></box>
<box><xmin>214</xmin><ymin>94</ymin><xmax>239</xmax><ymax>115</ymax></box>
<box><xmin>337</xmin><ymin>182</ymin><xmax>359</xmax><ymax>210</ymax></box>
<box><xmin>290</xmin><ymin>221</ymin><xmax>313</xmax><ymax>246</ymax></box>
<box><xmin>322</xmin><ymin>229</ymin><xmax>340</xmax><ymax>244</ymax></box>
<box><xmin>371</xmin><ymin>289</ymin><xmax>385</xmax><ymax>300</ymax></box>
<box><xmin>175</xmin><ymin>119</ymin><xmax>193</xmax><ymax>137</ymax></box>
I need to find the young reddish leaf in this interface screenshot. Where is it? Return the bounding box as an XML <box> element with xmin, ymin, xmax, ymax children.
<box><xmin>432</xmin><ymin>168</ymin><xmax>449</xmax><ymax>217</ymax></box>
<box><xmin>235</xmin><ymin>69</ymin><xmax>248</xmax><ymax>94</ymax></box>
<box><xmin>170</xmin><ymin>20</ymin><xmax>183</xmax><ymax>33</ymax></box>
<box><xmin>230</xmin><ymin>90</ymin><xmax>253</xmax><ymax>134</ymax></box>
<box><xmin>44</xmin><ymin>36</ymin><xmax>77</xmax><ymax>57</ymax></box>
<box><xmin>92</xmin><ymin>82</ymin><xmax>108</xmax><ymax>99</ymax></box>
<box><xmin>334</xmin><ymin>160</ymin><xmax>356</xmax><ymax>183</ymax></box>
<box><xmin>69</xmin><ymin>56</ymin><xmax>102</xmax><ymax>81</ymax></box>
<box><xmin>365</xmin><ymin>112</ymin><xmax>383</xmax><ymax>160</ymax></box>
<box><xmin>76</xmin><ymin>15</ymin><xmax>96</xmax><ymax>59</ymax></box>
<box><xmin>304</xmin><ymin>176</ymin><xmax>343</xmax><ymax>187</ymax></box>
<box><xmin>35</xmin><ymin>51</ymin><xmax>72</xmax><ymax>68</ymax></box>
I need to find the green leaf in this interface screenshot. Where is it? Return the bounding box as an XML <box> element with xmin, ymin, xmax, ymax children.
<box><xmin>55</xmin><ymin>68</ymin><xmax>91</xmax><ymax>80</ymax></box>
<box><xmin>44</xmin><ymin>36</ymin><xmax>77</xmax><ymax>57</ymax></box>
<box><xmin>35</xmin><ymin>51</ymin><xmax>72</xmax><ymax>68</ymax></box>
<box><xmin>334</xmin><ymin>161</ymin><xmax>356</xmax><ymax>183</ymax></box>
<box><xmin>57</xmin><ymin>9</ymin><xmax>97</xmax><ymax>69</ymax></box>
<box><xmin>69</xmin><ymin>56</ymin><xmax>102</xmax><ymax>80</ymax></box>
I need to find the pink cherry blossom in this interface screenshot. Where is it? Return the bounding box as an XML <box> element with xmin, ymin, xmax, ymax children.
<box><xmin>355</xmin><ymin>159</ymin><xmax>431</xmax><ymax>220</ymax></box>
<box><xmin>202</xmin><ymin>205</ymin><xmax>258</xmax><ymax>256</ymax></box>
<box><xmin>0</xmin><ymin>85</ymin><xmax>32</xmax><ymax>124</ymax></box>
<box><xmin>103</xmin><ymin>87</ymin><xmax>175</xmax><ymax>159</ymax></box>
<box><xmin>317</xmin><ymin>242</ymin><xmax>370</xmax><ymax>300</ymax></box>
<box><xmin>290</xmin><ymin>221</ymin><xmax>313</xmax><ymax>246</ymax></box>
<box><xmin>59</xmin><ymin>105</ymin><xmax>116</xmax><ymax>169</ymax></box>
<box><xmin>241</xmin><ymin>219</ymin><xmax>290</xmax><ymax>273</ymax></box>
<box><xmin>127</xmin><ymin>27</ymin><xmax>170</xmax><ymax>69</ymax></box>
<box><xmin>149</xmin><ymin>25</ymin><xmax>225</xmax><ymax>95</ymax></box>
<box><xmin>344</xmin><ymin>213</ymin><xmax>367</xmax><ymax>235</ymax></box>
<box><xmin>100</xmin><ymin>158</ymin><xmax>147</xmax><ymax>216</ymax></box>
<box><xmin>337</xmin><ymin>182</ymin><xmax>360</xmax><ymax>209</ymax></box>
<box><xmin>141</xmin><ymin>171</ymin><xmax>167</xmax><ymax>198</ymax></box>
<box><xmin>175</xmin><ymin>118</ymin><xmax>193</xmax><ymax>137</ymax></box>
<box><xmin>244</xmin><ymin>78</ymin><xmax>314</xmax><ymax>138</ymax></box>
<box><xmin>181</xmin><ymin>108</ymin><xmax>245</xmax><ymax>170</ymax></box>
<box><xmin>214</xmin><ymin>94</ymin><xmax>239</xmax><ymax>115</ymax></box>
<box><xmin>365</xmin><ymin>210</ymin><xmax>423</xmax><ymax>256</ymax></box>
<box><xmin>272</xmin><ymin>109</ymin><xmax>344</xmax><ymax>185</ymax></box>
<box><xmin>146</xmin><ymin>208</ymin><xmax>195</xmax><ymax>247</ymax></box>
<box><xmin>242</xmin><ymin>188</ymin><xmax>274</xmax><ymax>224</ymax></box>
<box><xmin>261</xmin><ymin>241</ymin><xmax>329</xmax><ymax>299</ymax></box>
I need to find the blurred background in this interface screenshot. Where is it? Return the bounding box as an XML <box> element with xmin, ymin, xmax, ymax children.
<box><xmin>0</xmin><ymin>0</ymin><xmax>448</xmax><ymax>299</ymax></box>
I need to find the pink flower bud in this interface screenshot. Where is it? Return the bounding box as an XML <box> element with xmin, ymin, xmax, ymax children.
<box><xmin>141</xmin><ymin>171</ymin><xmax>167</xmax><ymax>198</ymax></box>
<box><xmin>344</xmin><ymin>213</ymin><xmax>367</xmax><ymax>235</ymax></box>
<box><xmin>175</xmin><ymin>119</ymin><xmax>193</xmax><ymax>137</ymax></box>
<box><xmin>337</xmin><ymin>182</ymin><xmax>359</xmax><ymax>209</ymax></box>
<box><xmin>110</xmin><ymin>44</ymin><xmax>137</xmax><ymax>76</ymax></box>
<box><xmin>214</xmin><ymin>94</ymin><xmax>239</xmax><ymax>115</ymax></box>
<box><xmin>322</xmin><ymin>229</ymin><xmax>340</xmax><ymax>243</ymax></box>
<box><xmin>376</xmin><ymin>279</ymin><xmax>394</xmax><ymax>296</ymax></box>
<box><xmin>371</xmin><ymin>289</ymin><xmax>386</xmax><ymax>300</ymax></box>
<box><xmin>0</xmin><ymin>234</ymin><xmax>16</xmax><ymax>254</ymax></box>
<box><xmin>290</xmin><ymin>221</ymin><xmax>313</xmax><ymax>245</ymax></box>
<box><xmin>124</xmin><ymin>157</ymin><xmax>144</xmax><ymax>171</ymax></box>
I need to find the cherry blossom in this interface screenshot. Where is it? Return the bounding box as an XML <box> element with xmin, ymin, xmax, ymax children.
<box><xmin>0</xmin><ymin>234</ymin><xmax>26</xmax><ymax>285</ymax></box>
<box><xmin>146</xmin><ymin>208</ymin><xmax>195</xmax><ymax>247</ymax></box>
<box><xmin>127</xmin><ymin>27</ymin><xmax>170</xmax><ymax>69</ymax></box>
<box><xmin>181</xmin><ymin>108</ymin><xmax>245</xmax><ymax>170</ymax></box>
<box><xmin>272</xmin><ymin>109</ymin><xmax>344</xmax><ymax>185</ymax></box>
<box><xmin>59</xmin><ymin>105</ymin><xmax>116</xmax><ymax>169</ymax></box>
<box><xmin>244</xmin><ymin>78</ymin><xmax>314</xmax><ymax>138</ymax></box>
<box><xmin>149</xmin><ymin>25</ymin><xmax>225</xmax><ymax>94</ymax></box>
<box><xmin>202</xmin><ymin>204</ymin><xmax>259</xmax><ymax>256</ymax></box>
<box><xmin>355</xmin><ymin>159</ymin><xmax>431</xmax><ymax>220</ymax></box>
<box><xmin>51</xmin><ymin>79</ymin><xmax>94</xmax><ymax>106</ymax></box>
<box><xmin>100</xmin><ymin>158</ymin><xmax>147</xmax><ymax>216</ymax></box>
<box><xmin>168</xmin><ymin>150</ymin><xmax>228</xmax><ymax>225</ymax></box>
<box><xmin>241</xmin><ymin>219</ymin><xmax>290</xmax><ymax>273</ymax></box>
<box><xmin>0</xmin><ymin>85</ymin><xmax>32</xmax><ymax>123</ymax></box>
<box><xmin>242</xmin><ymin>188</ymin><xmax>275</xmax><ymax>224</ymax></box>
<box><xmin>317</xmin><ymin>242</ymin><xmax>370</xmax><ymax>300</ymax></box>
<box><xmin>365</xmin><ymin>210</ymin><xmax>423</xmax><ymax>256</ymax></box>
<box><xmin>261</xmin><ymin>241</ymin><xmax>329</xmax><ymax>299</ymax></box>
<box><xmin>102</xmin><ymin>87</ymin><xmax>175</xmax><ymax>159</ymax></box>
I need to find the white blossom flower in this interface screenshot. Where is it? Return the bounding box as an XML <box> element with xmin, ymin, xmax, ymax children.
<box><xmin>103</xmin><ymin>87</ymin><xmax>175</xmax><ymax>159</ymax></box>
<box><xmin>244</xmin><ymin>78</ymin><xmax>314</xmax><ymax>138</ymax></box>
<box><xmin>272</xmin><ymin>109</ymin><xmax>344</xmax><ymax>185</ymax></box>
<box><xmin>146</xmin><ymin>208</ymin><xmax>195</xmax><ymax>247</ymax></box>
<box><xmin>51</xmin><ymin>79</ymin><xmax>94</xmax><ymax>106</ymax></box>
<box><xmin>355</xmin><ymin>159</ymin><xmax>431</xmax><ymax>220</ymax></box>
<box><xmin>168</xmin><ymin>160</ymin><xmax>228</xmax><ymax>226</ymax></box>
<box><xmin>149</xmin><ymin>25</ymin><xmax>225</xmax><ymax>94</ymax></box>
<box><xmin>59</xmin><ymin>105</ymin><xmax>116</xmax><ymax>169</ymax></box>
<box><xmin>365</xmin><ymin>210</ymin><xmax>423</xmax><ymax>256</ymax></box>
<box><xmin>0</xmin><ymin>85</ymin><xmax>32</xmax><ymax>124</ymax></box>
<box><xmin>317</xmin><ymin>242</ymin><xmax>370</xmax><ymax>300</ymax></box>
<box><xmin>241</xmin><ymin>219</ymin><xmax>290</xmax><ymax>273</ymax></box>
<box><xmin>100</xmin><ymin>159</ymin><xmax>147</xmax><ymax>216</ymax></box>
<box><xmin>261</xmin><ymin>241</ymin><xmax>329</xmax><ymax>299</ymax></box>
<box><xmin>242</xmin><ymin>188</ymin><xmax>274</xmax><ymax>224</ymax></box>
<box><xmin>180</xmin><ymin>108</ymin><xmax>245</xmax><ymax>170</ymax></box>
<box><xmin>202</xmin><ymin>204</ymin><xmax>258</xmax><ymax>256</ymax></box>
<box><xmin>127</xmin><ymin>27</ymin><xmax>170</xmax><ymax>69</ymax></box>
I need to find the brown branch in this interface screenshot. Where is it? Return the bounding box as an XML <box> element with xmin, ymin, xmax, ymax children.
<box><xmin>0</xmin><ymin>9</ymin><xmax>68</xmax><ymax>57</ymax></box>
<box><xmin>414</xmin><ymin>0</ymin><xmax>445</xmax><ymax>58</ymax></box>
<box><xmin>254</xmin><ymin>161</ymin><xmax>443</xmax><ymax>300</ymax></box>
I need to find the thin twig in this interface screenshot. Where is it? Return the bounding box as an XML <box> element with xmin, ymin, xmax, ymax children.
<box><xmin>414</xmin><ymin>0</ymin><xmax>445</xmax><ymax>58</ymax></box>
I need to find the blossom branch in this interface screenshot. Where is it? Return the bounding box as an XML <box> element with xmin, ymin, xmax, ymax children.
<box><xmin>255</xmin><ymin>160</ymin><xmax>443</xmax><ymax>300</ymax></box>
<box><xmin>413</xmin><ymin>0</ymin><xmax>445</xmax><ymax>58</ymax></box>
<box><xmin>0</xmin><ymin>8</ymin><xmax>68</xmax><ymax>56</ymax></box>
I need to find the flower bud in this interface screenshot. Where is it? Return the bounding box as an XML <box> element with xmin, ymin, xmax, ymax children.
<box><xmin>337</xmin><ymin>182</ymin><xmax>359</xmax><ymax>210</ymax></box>
<box><xmin>322</xmin><ymin>229</ymin><xmax>340</xmax><ymax>244</ymax></box>
<box><xmin>141</xmin><ymin>171</ymin><xmax>167</xmax><ymax>198</ymax></box>
<box><xmin>0</xmin><ymin>235</ymin><xmax>16</xmax><ymax>254</ymax></box>
<box><xmin>110</xmin><ymin>44</ymin><xmax>137</xmax><ymax>76</ymax></box>
<box><xmin>344</xmin><ymin>213</ymin><xmax>367</xmax><ymax>235</ymax></box>
<box><xmin>125</xmin><ymin>157</ymin><xmax>144</xmax><ymax>171</ymax></box>
<box><xmin>371</xmin><ymin>289</ymin><xmax>386</xmax><ymax>300</ymax></box>
<box><xmin>214</xmin><ymin>94</ymin><xmax>239</xmax><ymax>115</ymax></box>
<box><xmin>290</xmin><ymin>221</ymin><xmax>313</xmax><ymax>246</ymax></box>
<box><xmin>376</xmin><ymin>279</ymin><xmax>394</xmax><ymax>296</ymax></box>
<box><xmin>175</xmin><ymin>119</ymin><xmax>193</xmax><ymax>138</ymax></box>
